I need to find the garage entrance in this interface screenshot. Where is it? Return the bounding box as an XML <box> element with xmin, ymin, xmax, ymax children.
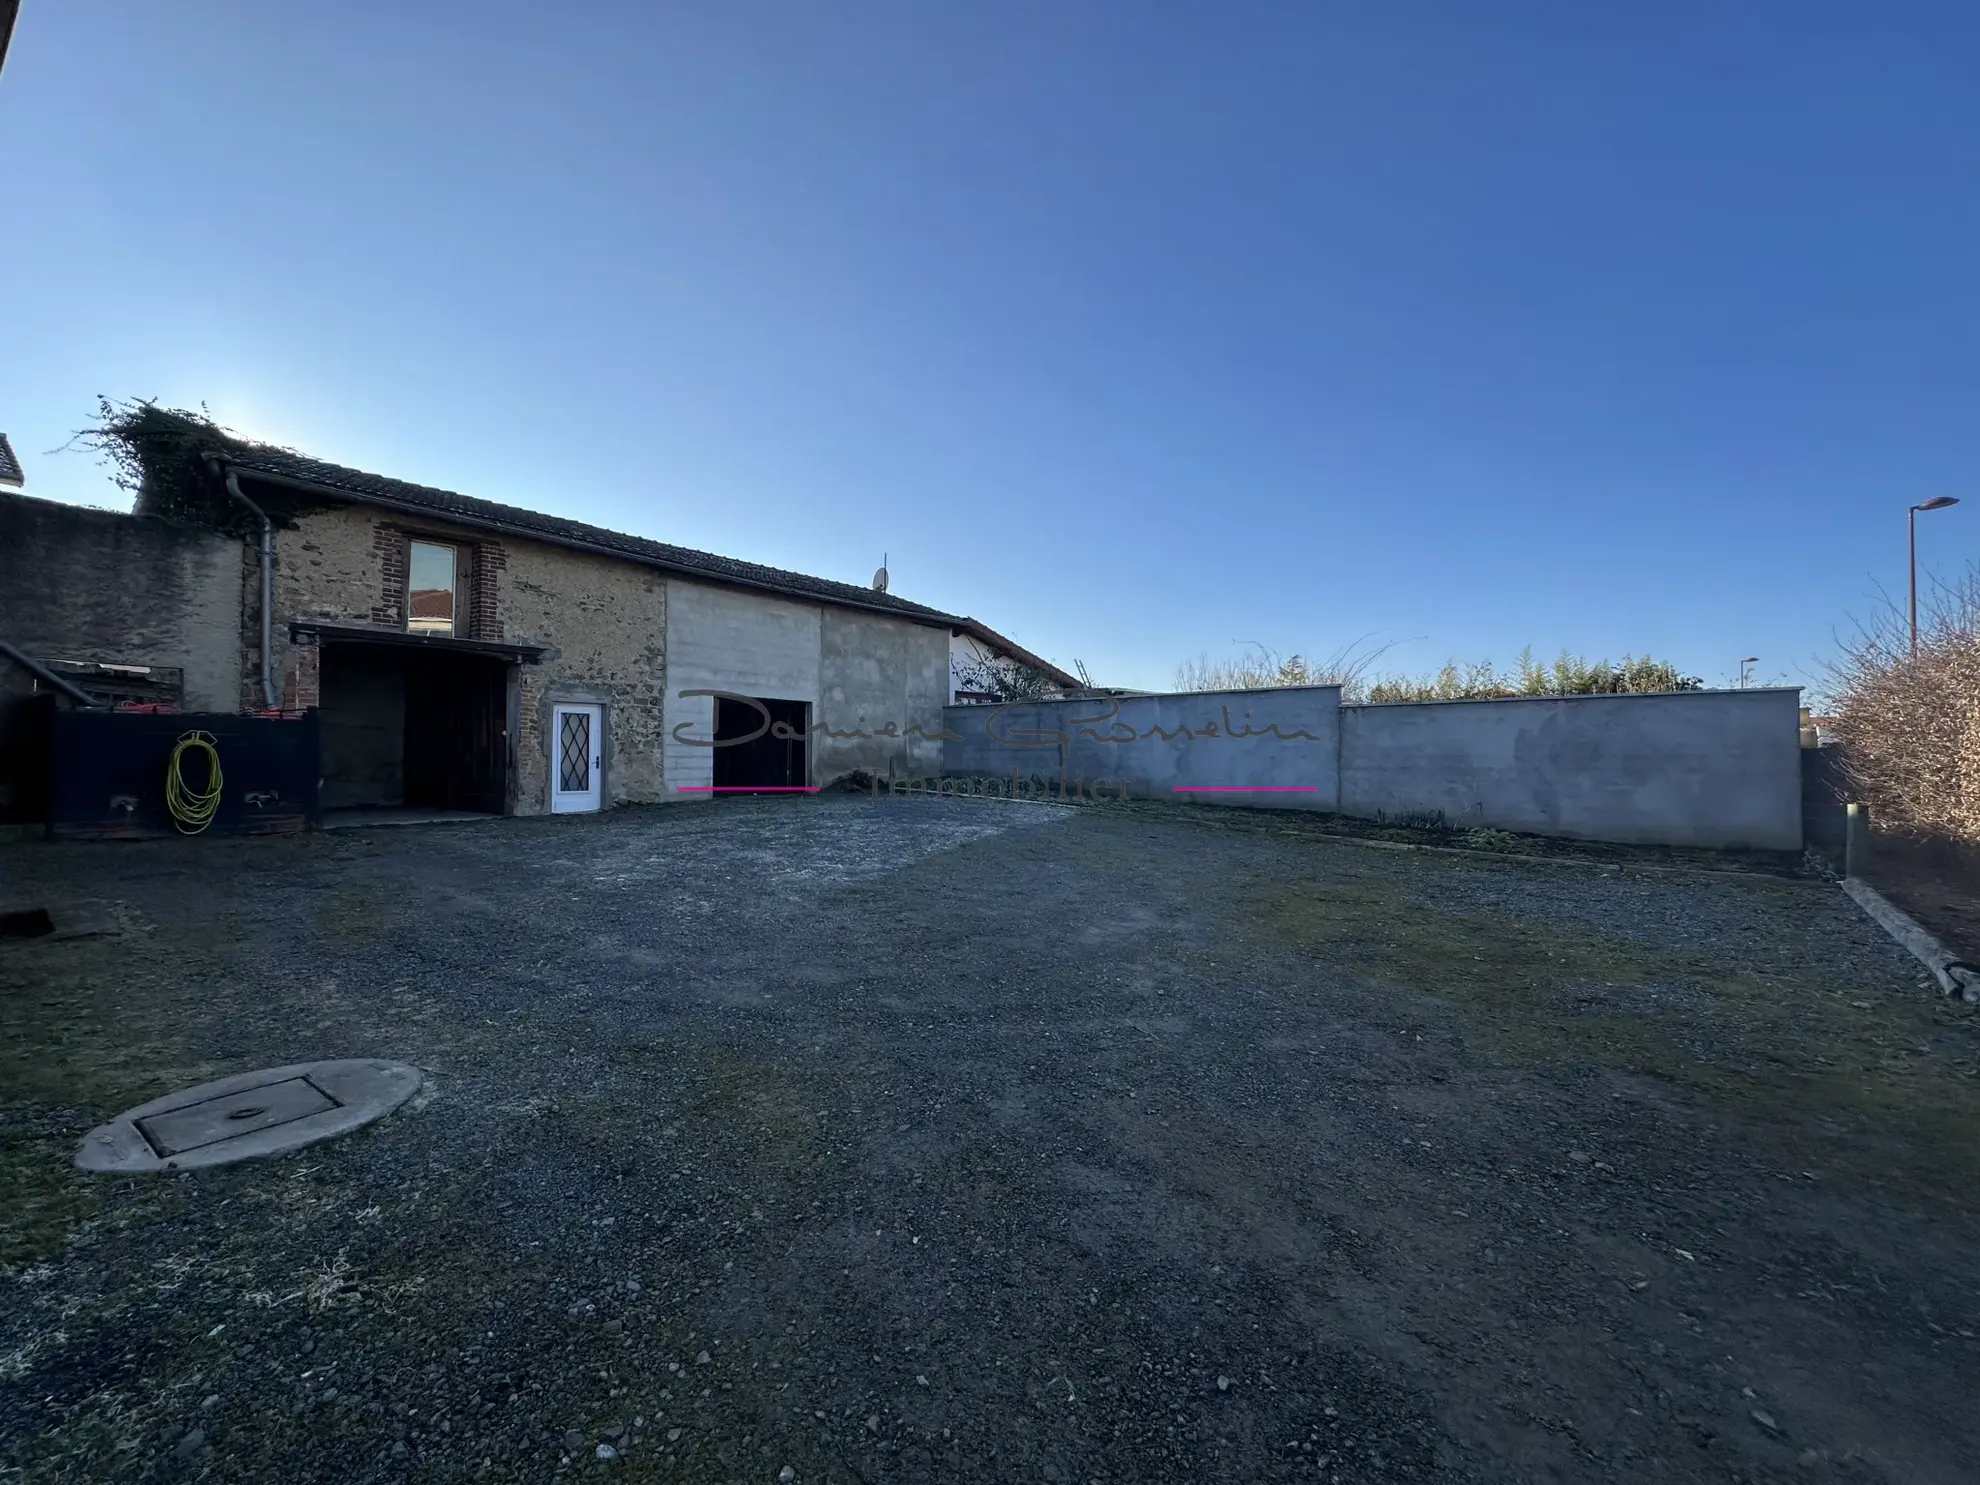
<box><xmin>319</xmin><ymin>641</ymin><xmax>511</xmax><ymax>818</ymax></box>
<box><xmin>713</xmin><ymin>695</ymin><xmax>810</xmax><ymax>792</ymax></box>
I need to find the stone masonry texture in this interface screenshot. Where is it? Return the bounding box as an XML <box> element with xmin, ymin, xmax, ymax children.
<box><xmin>266</xmin><ymin>503</ymin><xmax>666</xmax><ymax>815</ymax></box>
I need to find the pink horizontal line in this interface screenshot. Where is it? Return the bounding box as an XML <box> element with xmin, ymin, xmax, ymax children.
<box><xmin>675</xmin><ymin>785</ymin><xmax>820</xmax><ymax>793</ymax></box>
<box><xmin>1173</xmin><ymin>785</ymin><xmax>1317</xmax><ymax>792</ymax></box>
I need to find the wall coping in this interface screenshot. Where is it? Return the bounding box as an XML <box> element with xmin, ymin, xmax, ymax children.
<box><xmin>1343</xmin><ymin>686</ymin><xmax>1800</xmax><ymax>710</ymax></box>
<box><xmin>946</xmin><ymin>683</ymin><xmax>1344</xmax><ymax>707</ymax></box>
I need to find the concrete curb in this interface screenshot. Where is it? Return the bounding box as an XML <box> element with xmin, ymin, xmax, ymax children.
<box><xmin>1839</xmin><ymin>878</ymin><xmax>1980</xmax><ymax>1003</ymax></box>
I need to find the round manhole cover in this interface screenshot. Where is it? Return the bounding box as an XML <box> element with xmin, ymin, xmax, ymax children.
<box><xmin>75</xmin><ymin>1059</ymin><xmax>423</xmax><ymax>1173</ymax></box>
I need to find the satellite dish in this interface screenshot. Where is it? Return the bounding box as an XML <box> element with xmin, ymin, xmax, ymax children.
<box><xmin>872</xmin><ymin>552</ymin><xmax>889</xmax><ymax>593</ymax></box>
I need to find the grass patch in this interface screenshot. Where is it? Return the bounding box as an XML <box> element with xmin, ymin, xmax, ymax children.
<box><xmin>0</xmin><ymin>1132</ymin><xmax>105</xmax><ymax>1272</ymax></box>
<box><xmin>313</xmin><ymin>880</ymin><xmax>402</xmax><ymax>945</ymax></box>
<box><xmin>1240</xmin><ymin>866</ymin><xmax>1980</xmax><ymax>1200</ymax></box>
<box><xmin>668</xmin><ymin>1044</ymin><xmax>832</xmax><ymax>1181</ymax></box>
<box><xmin>596</xmin><ymin>1042</ymin><xmax>842</xmax><ymax>1197</ymax></box>
<box><xmin>1102</xmin><ymin>795</ymin><xmax>1815</xmax><ymax>879</ymax></box>
<box><xmin>0</xmin><ymin>943</ymin><xmax>213</xmax><ymax>1272</ymax></box>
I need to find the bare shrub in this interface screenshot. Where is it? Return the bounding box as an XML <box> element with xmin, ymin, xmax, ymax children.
<box><xmin>1179</xmin><ymin>641</ymin><xmax>1701</xmax><ymax>704</ymax></box>
<box><xmin>952</xmin><ymin>652</ymin><xmax>1064</xmax><ymax>703</ymax></box>
<box><xmin>1826</xmin><ymin>569</ymin><xmax>1980</xmax><ymax>841</ymax></box>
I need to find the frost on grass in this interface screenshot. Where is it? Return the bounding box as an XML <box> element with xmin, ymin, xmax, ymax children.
<box><xmin>241</xmin><ymin>1249</ymin><xmax>427</xmax><ymax>1313</ymax></box>
<box><xmin>0</xmin><ymin>1325</ymin><xmax>69</xmax><ymax>1383</ymax></box>
<box><xmin>293</xmin><ymin>1250</ymin><xmax>363</xmax><ymax>1311</ymax></box>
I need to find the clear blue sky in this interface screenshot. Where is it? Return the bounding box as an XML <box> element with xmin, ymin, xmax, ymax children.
<box><xmin>3</xmin><ymin>2</ymin><xmax>1976</xmax><ymax>697</ymax></box>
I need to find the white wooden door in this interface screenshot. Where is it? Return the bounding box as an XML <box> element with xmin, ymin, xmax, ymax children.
<box><xmin>550</xmin><ymin>704</ymin><xmax>603</xmax><ymax>813</ymax></box>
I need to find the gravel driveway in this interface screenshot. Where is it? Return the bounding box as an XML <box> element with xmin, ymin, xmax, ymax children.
<box><xmin>3</xmin><ymin>794</ymin><xmax>1978</xmax><ymax>1484</ymax></box>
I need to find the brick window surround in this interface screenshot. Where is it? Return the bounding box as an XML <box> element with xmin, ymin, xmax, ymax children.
<box><xmin>371</xmin><ymin>523</ymin><xmax>505</xmax><ymax>642</ymax></box>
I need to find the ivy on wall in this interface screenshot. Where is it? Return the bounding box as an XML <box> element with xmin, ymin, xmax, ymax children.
<box><xmin>72</xmin><ymin>398</ymin><xmax>325</xmax><ymax>538</ymax></box>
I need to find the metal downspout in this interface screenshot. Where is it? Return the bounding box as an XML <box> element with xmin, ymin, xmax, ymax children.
<box><xmin>216</xmin><ymin>463</ymin><xmax>278</xmax><ymax>710</ymax></box>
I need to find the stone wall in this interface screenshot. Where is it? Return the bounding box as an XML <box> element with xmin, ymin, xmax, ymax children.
<box><xmin>0</xmin><ymin>491</ymin><xmax>246</xmax><ymax>711</ymax></box>
<box><xmin>505</xmin><ymin>540</ymin><xmax>666</xmax><ymax>814</ymax></box>
<box><xmin>264</xmin><ymin>501</ymin><xmax>666</xmax><ymax>815</ymax></box>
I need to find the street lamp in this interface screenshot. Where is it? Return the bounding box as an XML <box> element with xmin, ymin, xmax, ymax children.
<box><xmin>1738</xmin><ymin>656</ymin><xmax>1758</xmax><ymax>688</ymax></box>
<box><xmin>1910</xmin><ymin>496</ymin><xmax>1960</xmax><ymax>653</ymax></box>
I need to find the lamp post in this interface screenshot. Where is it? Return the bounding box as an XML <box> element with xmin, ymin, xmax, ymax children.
<box><xmin>1909</xmin><ymin>496</ymin><xmax>1960</xmax><ymax>653</ymax></box>
<box><xmin>1738</xmin><ymin>656</ymin><xmax>1758</xmax><ymax>689</ymax></box>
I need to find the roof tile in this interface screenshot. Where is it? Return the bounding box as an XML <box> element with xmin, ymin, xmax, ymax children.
<box><xmin>221</xmin><ymin>445</ymin><xmax>963</xmax><ymax>625</ymax></box>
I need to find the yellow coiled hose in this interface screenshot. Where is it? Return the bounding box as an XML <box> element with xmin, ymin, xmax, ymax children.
<box><xmin>166</xmin><ymin>730</ymin><xmax>223</xmax><ymax>834</ymax></box>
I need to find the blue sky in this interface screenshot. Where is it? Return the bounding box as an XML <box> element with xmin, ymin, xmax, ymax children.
<box><xmin>2</xmin><ymin>2</ymin><xmax>1976</xmax><ymax>697</ymax></box>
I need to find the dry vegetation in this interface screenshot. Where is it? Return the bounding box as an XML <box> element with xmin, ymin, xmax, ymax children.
<box><xmin>1827</xmin><ymin>568</ymin><xmax>1980</xmax><ymax>843</ymax></box>
<box><xmin>1176</xmin><ymin>641</ymin><xmax>1702</xmax><ymax>703</ymax></box>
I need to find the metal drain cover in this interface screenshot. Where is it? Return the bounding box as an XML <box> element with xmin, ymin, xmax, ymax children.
<box><xmin>75</xmin><ymin>1059</ymin><xmax>423</xmax><ymax>1173</ymax></box>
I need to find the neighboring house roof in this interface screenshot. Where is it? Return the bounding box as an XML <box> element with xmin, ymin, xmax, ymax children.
<box><xmin>213</xmin><ymin>442</ymin><xmax>966</xmax><ymax>627</ymax></box>
<box><xmin>0</xmin><ymin>432</ymin><xmax>23</xmax><ymax>488</ymax></box>
<box><xmin>951</xmin><ymin>618</ymin><xmax>1082</xmax><ymax>690</ymax></box>
<box><xmin>408</xmin><ymin>589</ymin><xmax>454</xmax><ymax>620</ymax></box>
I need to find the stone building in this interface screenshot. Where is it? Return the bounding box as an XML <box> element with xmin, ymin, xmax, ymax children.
<box><xmin>1</xmin><ymin>414</ymin><xmax>1056</xmax><ymax>821</ymax></box>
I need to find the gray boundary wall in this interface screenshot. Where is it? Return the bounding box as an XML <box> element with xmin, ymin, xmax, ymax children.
<box><xmin>1339</xmin><ymin>688</ymin><xmax>1803</xmax><ymax>850</ymax></box>
<box><xmin>940</xmin><ymin>686</ymin><xmax>1343</xmax><ymax>810</ymax></box>
<box><xmin>0</xmin><ymin>492</ymin><xmax>244</xmax><ymax>711</ymax></box>
<box><xmin>940</xmin><ymin>684</ymin><xmax>1803</xmax><ymax>850</ymax></box>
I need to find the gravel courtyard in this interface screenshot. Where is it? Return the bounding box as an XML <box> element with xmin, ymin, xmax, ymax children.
<box><xmin>4</xmin><ymin>794</ymin><xmax>1979</xmax><ymax>1485</ymax></box>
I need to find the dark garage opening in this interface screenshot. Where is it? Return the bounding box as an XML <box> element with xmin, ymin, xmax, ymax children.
<box><xmin>320</xmin><ymin>642</ymin><xmax>510</xmax><ymax>817</ymax></box>
<box><xmin>714</xmin><ymin>695</ymin><xmax>809</xmax><ymax>792</ymax></box>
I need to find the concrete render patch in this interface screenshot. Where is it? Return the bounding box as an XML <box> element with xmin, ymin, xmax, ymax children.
<box><xmin>75</xmin><ymin>1059</ymin><xmax>424</xmax><ymax>1173</ymax></box>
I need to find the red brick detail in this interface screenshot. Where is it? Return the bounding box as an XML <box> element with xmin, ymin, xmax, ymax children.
<box><xmin>284</xmin><ymin>634</ymin><xmax>322</xmax><ymax>712</ymax></box>
<box><xmin>469</xmin><ymin>541</ymin><xmax>506</xmax><ymax>641</ymax></box>
<box><xmin>372</xmin><ymin>524</ymin><xmax>408</xmax><ymax>627</ymax></box>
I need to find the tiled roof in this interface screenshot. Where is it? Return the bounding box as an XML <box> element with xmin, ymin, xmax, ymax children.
<box><xmin>0</xmin><ymin>432</ymin><xmax>23</xmax><ymax>488</ymax></box>
<box><xmin>217</xmin><ymin>443</ymin><xmax>964</xmax><ymax>626</ymax></box>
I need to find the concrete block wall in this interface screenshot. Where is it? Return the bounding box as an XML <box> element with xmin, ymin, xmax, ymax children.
<box><xmin>1339</xmin><ymin>689</ymin><xmax>1804</xmax><ymax>849</ymax></box>
<box><xmin>942</xmin><ymin>683</ymin><xmax>1804</xmax><ymax>851</ymax></box>
<box><xmin>662</xmin><ymin>581</ymin><xmax>822</xmax><ymax>797</ymax></box>
<box><xmin>942</xmin><ymin>686</ymin><xmax>1344</xmax><ymax>809</ymax></box>
<box><xmin>0</xmin><ymin>491</ymin><xmax>247</xmax><ymax>711</ymax></box>
<box><xmin>662</xmin><ymin>581</ymin><xmax>951</xmax><ymax>793</ymax></box>
<box><xmin>819</xmin><ymin>609</ymin><xmax>949</xmax><ymax>783</ymax></box>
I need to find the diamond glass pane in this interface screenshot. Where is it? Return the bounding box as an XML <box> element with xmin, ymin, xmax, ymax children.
<box><xmin>559</xmin><ymin>712</ymin><xmax>590</xmax><ymax>793</ymax></box>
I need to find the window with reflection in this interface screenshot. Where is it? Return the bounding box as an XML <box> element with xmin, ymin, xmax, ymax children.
<box><xmin>407</xmin><ymin>540</ymin><xmax>458</xmax><ymax>635</ymax></box>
